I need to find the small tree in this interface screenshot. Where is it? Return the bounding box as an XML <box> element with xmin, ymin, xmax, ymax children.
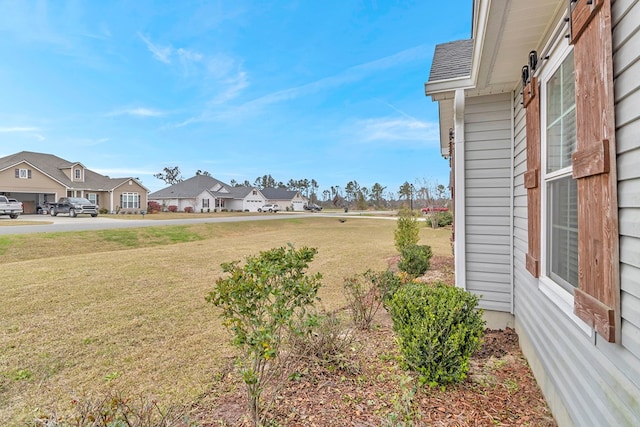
<box><xmin>153</xmin><ymin>166</ymin><xmax>183</xmax><ymax>185</ymax></box>
<box><xmin>394</xmin><ymin>209</ymin><xmax>420</xmax><ymax>253</ymax></box>
<box><xmin>206</xmin><ymin>245</ymin><xmax>322</xmax><ymax>426</ymax></box>
<box><xmin>343</xmin><ymin>270</ymin><xmax>402</xmax><ymax>330</ymax></box>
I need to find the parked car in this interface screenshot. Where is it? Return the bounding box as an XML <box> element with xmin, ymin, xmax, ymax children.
<box><xmin>49</xmin><ymin>197</ymin><xmax>99</xmax><ymax>217</ymax></box>
<box><xmin>0</xmin><ymin>195</ymin><xmax>23</xmax><ymax>219</ymax></box>
<box><xmin>257</xmin><ymin>204</ymin><xmax>280</xmax><ymax>213</ymax></box>
<box><xmin>304</xmin><ymin>203</ymin><xmax>322</xmax><ymax>211</ymax></box>
<box><xmin>421</xmin><ymin>206</ymin><xmax>449</xmax><ymax>214</ymax></box>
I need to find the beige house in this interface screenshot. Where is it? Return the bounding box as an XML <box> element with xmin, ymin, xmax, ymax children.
<box><xmin>0</xmin><ymin>151</ymin><xmax>148</xmax><ymax>213</ymax></box>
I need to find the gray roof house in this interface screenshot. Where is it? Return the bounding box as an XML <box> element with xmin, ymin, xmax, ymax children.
<box><xmin>260</xmin><ymin>188</ymin><xmax>307</xmax><ymax>211</ymax></box>
<box><xmin>424</xmin><ymin>1</ymin><xmax>640</xmax><ymax>425</ymax></box>
<box><xmin>148</xmin><ymin>175</ymin><xmax>266</xmax><ymax>212</ymax></box>
<box><xmin>0</xmin><ymin>151</ymin><xmax>148</xmax><ymax>213</ymax></box>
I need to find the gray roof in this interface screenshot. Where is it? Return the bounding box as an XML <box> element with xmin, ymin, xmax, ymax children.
<box><xmin>428</xmin><ymin>39</ymin><xmax>473</xmax><ymax>82</ymax></box>
<box><xmin>0</xmin><ymin>151</ymin><xmax>146</xmax><ymax>191</ymax></box>
<box><xmin>223</xmin><ymin>186</ymin><xmax>256</xmax><ymax>199</ymax></box>
<box><xmin>149</xmin><ymin>175</ymin><xmax>230</xmax><ymax>199</ymax></box>
<box><xmin>260</xmin><ymin>188</ymin><xmax>299</xmax><ymax>200</ymax></box>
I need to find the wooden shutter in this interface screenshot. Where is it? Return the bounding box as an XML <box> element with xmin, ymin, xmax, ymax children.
<box><xmin>570</xmin><ymin>0</ymin><xmax>620</xmax><ymax>342</ymax></box>
<box><xmin>524</xmin><ymin>77</ymin><xmax>541</xmax><ymax>277</ymax></box>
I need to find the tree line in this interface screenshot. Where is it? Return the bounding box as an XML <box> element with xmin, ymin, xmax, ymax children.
<box><xmin>154</xmin><ymin>166</ymin><xmax>450</xmax><ymax>210</ymax></box>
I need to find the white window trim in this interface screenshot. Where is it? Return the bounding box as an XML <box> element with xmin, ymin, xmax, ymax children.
<box><xmin>537</xmin><ymin>17</ymin><xmax>592</xmax><ymax>338</ymax></box>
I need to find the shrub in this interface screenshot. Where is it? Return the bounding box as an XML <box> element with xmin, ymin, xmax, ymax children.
<box><xmin>289</xmin><ymin>311</ymin><xmax>356</xmax><ymax>372</ymax></box>
<box><xmin>35</xmin><ymin>392</ymin><xmax>186</xmax><ymax>426</ymax></box>
<box><xmin>98</xmin><ymin>208</ymin><xmax>108</xmax><ymax>214</ymax></box>
<box><xmin>428</xmin><ymin>211</ymin><xmax>453</xmax><ymax>228</ymax></box>
<box><xmin>438</xmin><ymin>211</ymin><xmax>453</xmax><ymax>227</ymax></box>
<box><xmin>167</xmin><ymin>205</ymin><xmax>178</xmax><ymax>212</ymax></box>
<box><xmin>147</xmin><ymin>201</ymin><xmax>162</xmax><ymax>212</ymax></box>
<box><xmin>206</xmin><ymin>245</ymin><xmax>322</xmax><ymax>426</ymax></box>
<box><xmin>394</xmin><ymin>209</ymin><xmax>420</xmax><ymax>252</ymax></box>
<box><xmin>184</xmin><ymin>206</ymin><xmax>193</xmax><ymax>213</ymax></box>
<box><xmin>343</xmin><ymin>270</ymin><xmax>402</xmax><ymax>330</ymax></box>
<box><xmin>388</xmin><ymin>282</ymin><xmax>485</xmax><ymax>385</ymax></box>
<box><xmin>398</xmin><ymin>244</ymin><xmax>433</xmax><ymax>277</ymax></box>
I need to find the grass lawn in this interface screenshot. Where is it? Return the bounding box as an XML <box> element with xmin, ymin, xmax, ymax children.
<box><xmin>0</xmin><ymin>217</ymin><xmax>451</xmax><ymax>424</ymax></box>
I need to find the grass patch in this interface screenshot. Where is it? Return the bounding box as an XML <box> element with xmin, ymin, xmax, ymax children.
<box><xmin>0</xmin><ymin>217</ymin><xmax>451</xmax><ymax>424</ymax></box>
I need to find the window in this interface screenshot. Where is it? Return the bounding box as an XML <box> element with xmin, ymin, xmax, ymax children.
<box><xmin>120</xmin><ymin>192</ymin><xmax>140</xmax><ymax>209</ymax></box>
<box><xmin>543</xmin><ymin>51</ymin><xmax>578</xmax><ymax>293</ymax></box>
<box><xmin>15</xmin><ymin>168</ymin><xmax>31</xmax><ymax>179</ymax></box>
<box><xmin>87</xmin><ymin>193</ymin><xmax>98</xmax><ymax>205</ymax></box>
<box><xmin>202</xmin><ymin>198</ymin><xmax>209</xmax><ymax>208</ymax></box>
<box><xmin>75</xmin><ymin>168</ymin><xmax>82</xmax><ymax>180</ymax></box>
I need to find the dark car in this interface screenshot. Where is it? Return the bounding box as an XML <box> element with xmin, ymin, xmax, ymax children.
<box><xmin>304</xmin><ymin>203</ymin><xmax>322</xmax><ymax>211</ymax></box>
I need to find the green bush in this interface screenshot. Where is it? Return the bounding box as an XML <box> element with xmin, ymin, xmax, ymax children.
<box><xmin>388</xmin><ymin>282</ymin><xmax>485</xmax><ymax>385</ymax></box>
<box><xmin>435</xmin><ymin>211</ymin><xmax>453</xmax><ymax>227</ymax></box>
<box><xmin>394</xmin><ymin>209</ymin><xmax>420</xmax><ymax>252</ymax></box>
<box><xmin>98</xmin><ymin>208</ymin><xmax>108</xmax><ymax>214</ymax></box>
<box><xmin>206</xmin><ymin>245</ymin><xmax>322</xmax><ymax>426</ymax></box>
<box><xmin>398</xmin><ymin>244</ymin><xmax>433</xmax><ymax>277</ymax></box>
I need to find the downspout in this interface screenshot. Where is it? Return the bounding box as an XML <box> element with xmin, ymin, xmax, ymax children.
<box><xmin>453</xmin><ymin>89</ymin><xmax>466</xmax><ymax>290</ymax></box>
<box><xmin>510</xmin><ymin>92</ymin><xmax>515</xmax><ymax>314</ymax></box>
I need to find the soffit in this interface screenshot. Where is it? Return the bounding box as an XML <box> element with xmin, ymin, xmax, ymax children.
<box><xmin>474</xmin><ymin>0</ymin><xmax>564</xmax><ymax>92</ymax></box>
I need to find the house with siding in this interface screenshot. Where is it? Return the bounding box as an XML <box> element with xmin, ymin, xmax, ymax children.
<box><xmin>425</xmin><ymin>0</ymin><xmax>640</xmax><ymax>425</ymax></box>
<box><xmin>260</xmin><ymin>187</ymin><xmax>307</xmax><ymax>211</ymax></box>
<box><xmin>149</xmin><ymin>175</ymin><xmax>267</xmax><ymax>212</ymax></box>
<box><xmin>0</xmin><ymin>151</ymin><xmax>148</xmax><ymax>214</ymax></box>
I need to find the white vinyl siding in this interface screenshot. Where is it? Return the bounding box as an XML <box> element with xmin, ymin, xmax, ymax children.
<box><xmin>614</xmin><ymin>0</ymin><xmax>640</xmax><ymax>364</ymax></box>
<box><xmin>464</xmin><ymin>93</ymin><xmax>512</xmax><ymax>312</ymax></box>
<box><xmin>509</xmin><ymin>1</ymin><xmax>640</xmax><ymax>421</ymax></box>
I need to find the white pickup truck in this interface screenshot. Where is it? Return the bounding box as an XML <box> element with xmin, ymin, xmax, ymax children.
<box><xmin>0</xmin><ymin>195</ymin><xmax>23</xmax><ymax>219</ymax></box>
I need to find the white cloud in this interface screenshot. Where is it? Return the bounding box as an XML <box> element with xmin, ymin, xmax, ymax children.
<box><xmin>0</xmin><ymin>126</ymin><xmax>40</xmax><ymax>132</ymax></box>
<box><xmin>0</xmin><ymin>126</ymin><xmax>45</xmax><ymax>141</ymax></box>
<box><xmin>138</xmin><ymin>33</ymin><xmax>173</xmax><ymax>64</ymax></box>
<box><xmin>176</xmin><ymin>44</ymin><xmax>434</xmax><ymax>126</ymax></box>
<box><xmin>138</xmin><ymin>33</ymin><xmax>205</xmax><ymax>73</ymax></box>
<box><xmin>353</xmin><ymin>117</ymin><xmax>440</xmax><ymax>144</ymax></box>
<box><xmin>108</xmin><ymin>107</ymin><xmax>167</xmax><ymax>117</ymax></box>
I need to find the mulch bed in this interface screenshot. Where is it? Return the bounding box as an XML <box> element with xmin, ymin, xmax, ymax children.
<box><xmin>193</xmin><ymin>257</ymin><xmax>556</xmax><ymax>426</ymax></box>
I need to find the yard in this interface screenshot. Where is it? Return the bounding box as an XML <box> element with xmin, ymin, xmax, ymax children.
<box><xmin>0</xmin><ymin>217</ymin><xmax>553</xmax><ymax>425</ymax></box>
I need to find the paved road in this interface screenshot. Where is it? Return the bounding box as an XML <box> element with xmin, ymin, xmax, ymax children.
<box><xmin>0</xmin><ymin>211</ymin><xmax>401</xmax><ymax>235</ymax></box>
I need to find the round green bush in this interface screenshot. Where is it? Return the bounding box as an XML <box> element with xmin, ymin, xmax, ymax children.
<box><xmin>388</xmin><ymin>282</ymin><xmax>485</xmax><ymax>385</ymax></box>
<box><xmin>398</xmin><ymin>244</ymin><xmax>433</xmax><ymax>277</ymax></box>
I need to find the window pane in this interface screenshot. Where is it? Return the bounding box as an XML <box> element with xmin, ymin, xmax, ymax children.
<box><xmin>547</xmin><ymin>176</ymin><xmax>578</xmax><ymax>291</ymax></box>
<box><xmin>546</xmin><ymin>51</ymin><xmax>576</xmax><ymax>172</ymax></box>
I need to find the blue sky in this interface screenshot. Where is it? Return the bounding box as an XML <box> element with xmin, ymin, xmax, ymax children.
<box><xmin>0</xmin><ymin>1</ymin><xmax>471</xmax><ymax>195</ymax></box>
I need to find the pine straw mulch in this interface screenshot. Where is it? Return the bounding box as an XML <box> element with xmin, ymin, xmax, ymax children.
<box><xmin>192</xmin><ymin>256</ymin><xmax>556</xmax><ymax>426</ymax></box>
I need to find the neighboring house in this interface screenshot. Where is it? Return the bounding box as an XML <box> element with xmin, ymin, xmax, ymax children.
<box><xmin>260</xmin><ymin>188</ymin><xmax>307</xmax><ymax>211</ymax></box>
<box><xmin>425</xmin><ymin>1</ymin><xmax>639</xmax><ymax>426</ymax></box>
<box><xmin>148</xmin><ymin>175</ymin><xmax>266</xmax><ymax>212</ymax></box>
<box><xmin>0</xmin><ymin>151</ymin><xmax>148</xmax><ymax>214</ymax></box>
